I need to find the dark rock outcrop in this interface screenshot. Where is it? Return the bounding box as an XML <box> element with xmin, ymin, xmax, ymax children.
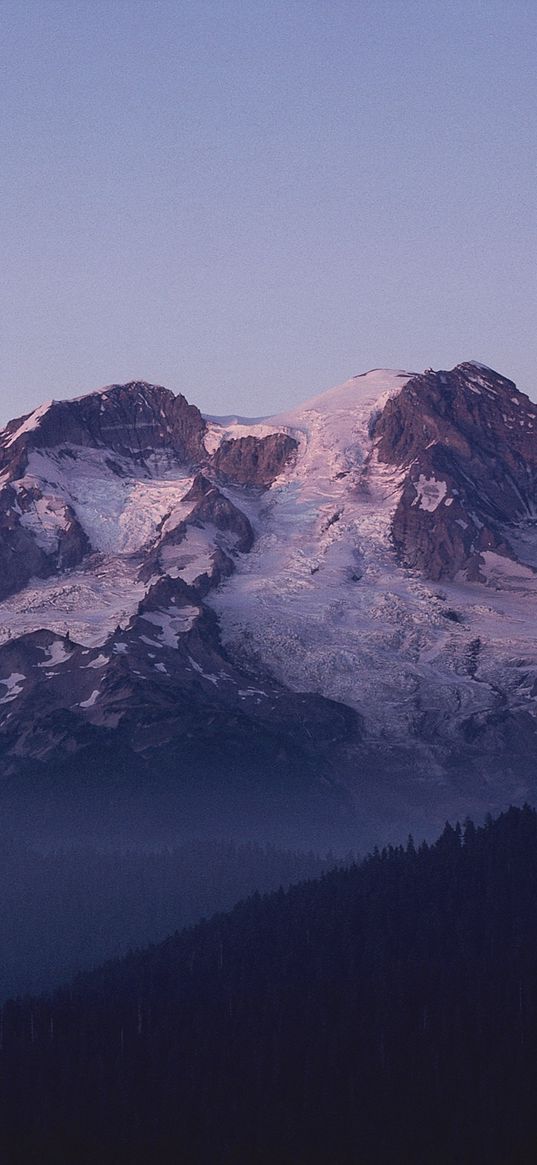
<box><xmin>139</xmin><ymin>473</ymin><xmax>254</xmax><ymax>586</ymax></box>
<box><xmin>0</xmin><ymin>382</ymin><xmax>207</xmax><ymax>470</ymax></box>
<box><xmin>181</xmin><ymin>474</ymin><xmax>254</xmax><ymax>551</ymax></box>
<box><xmin>0</xmin><ymin>483</ymin><xmax>90</xmax><ymax>601</ymax></box>
<box><xmin>211</xmin><ymin>432</ymin><xmax>298</xmax><ymax>487</ymax></box>
<box><xmin>373</xmin><ymin>363</ymin><xmax>537</xmax><ymax>579</ymax></box>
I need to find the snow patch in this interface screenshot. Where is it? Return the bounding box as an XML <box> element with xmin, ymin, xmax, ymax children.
<box><xmin>79</xmin><ymin>689</ymin><xmax>100</xmax><ymax>709</ymax></box>
<box><xmin>3</xmin><ymin>402</ymin><xmax>53</xmax><ymax>448</ymax></box>
<box><xmin>0</xmin><ymin>558</ymin><xmax>146</xmax><ymax>649</ymax></box>
<box><xmin>37</xmin><ymin>642</ymin><xmax>72</xmax><ymax>667</ymax></box>
<box><xmin>84</xmin><ymin>653</ymin><xmax>108</xmax><ymax>669</ymax></box>
<box><xmin>159</xmin><ymin>525</ymin><xmax>223</xmax><ymax>584</ymax></box>
<box><xmin>203</xmin><ymin>418</ymin><xmax>279</xmax><ymax>455</ymax></box>
<box><xmin>141</xmin><ymin>606</ymin><xmax>199</xmax><ymax>647</ymax></box>
<box><xmin>412</xmin><ymin>476</ymin><xmax>448</xmax><ymax>512</ymax></box>
<box><xmin>188</xmin><ymin>657</ymin><xmax>220</xmax><ymax>685</ymax></box>
<box><xmin>0</xmin><ymin>673</ymin><xmax>26</xmax><ymax>704</ymax></box>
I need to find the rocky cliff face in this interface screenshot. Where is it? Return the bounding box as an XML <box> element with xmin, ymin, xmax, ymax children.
<box><xmin>374</xmin><ymin>362</ymin><xmax>537</xmax><ymax>580</ymax></box>
<box><xmin>1</xmin><ymin>365</ymin><xmax>537</xmax><ymax>848</ymax></box>
<box><xmin>212</xmin><ymin>432</ymin><xmax>298</xmax><ymax>487</ymax></box>
<box><xmin>0</xmin><ymin>382</ymin><xmax>207</xmax><ymax>469</ymax></box>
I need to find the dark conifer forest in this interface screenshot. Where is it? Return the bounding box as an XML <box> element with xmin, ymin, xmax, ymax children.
<box><xmin>0</xmin><ymin>837</ymin><xmax>331</xmax><ymax>1000</ymax></box>
<box><xmin>3</xmin><ymin>807</ymin><xmax>537</xmax><ymax>1164</ymax></box>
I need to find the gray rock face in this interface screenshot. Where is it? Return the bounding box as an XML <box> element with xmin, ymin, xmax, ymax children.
<box><xmin>179</xmin><ymin>474</ymin><xmax>254</xmax><ymax>552</ymax></box>
<box><xmin>212</xmin><ymin>432</ymin><xmax>298</xmax><ymax>487</ymax></box>
<box><xmin>0</xmin><ymin>483</ymin><xmax>91</xmax><ymax>601</ymax></box>
<box><xmin>1</xmin><ymin>382</ymin><xmax>207</xmax><ymax>469</ymax></box>
<box><xmin>374</xmin><ymin>363</ymin><xmax>537</xmax><ymax>579</ymax></box>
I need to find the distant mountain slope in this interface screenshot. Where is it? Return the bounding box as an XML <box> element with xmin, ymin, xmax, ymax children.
<box><xmin>0</xmin><ymin>364</ymin><xmax>537</xmax><ymax>845</ymax></box>
<box><xmin>3</xmin><ymin>806</ymin><xmax>537</xmax><ymax>1164</ymax></box>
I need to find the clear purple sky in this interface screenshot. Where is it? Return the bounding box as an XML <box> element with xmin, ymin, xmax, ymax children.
<box><xmin>2</xmin><ymin>0</ymin><xmax>536</xmax><ymax>423</ymax></box>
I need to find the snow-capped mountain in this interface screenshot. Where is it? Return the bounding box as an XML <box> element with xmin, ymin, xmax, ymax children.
<box><xmin>1</xmin><ymin>363</ymin><xmax>537</xmax><ymax>845</ymax></box>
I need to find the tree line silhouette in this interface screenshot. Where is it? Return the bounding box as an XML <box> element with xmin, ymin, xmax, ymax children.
<box><xmin>0</xmin><ymin>836</ymin><xmax>332</xmax><ymax>1000</ymax></box>
<box><xmin>2</xmin><ymin>807</ymin><xmax>537</xmax><ymax>1163</ymax></box>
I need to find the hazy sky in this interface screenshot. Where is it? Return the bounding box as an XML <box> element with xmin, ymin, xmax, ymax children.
<box><xmin>1</xmin><ymin>0</ymin><xmax>536</xmax><ymax>423</ymax></box>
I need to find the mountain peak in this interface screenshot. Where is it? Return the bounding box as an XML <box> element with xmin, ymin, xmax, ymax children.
<box><xmin>463</xmin><ymin>359</ymin><xmax>499</xmax><ymax>374</ymax></box>
<box><xmin>72</xmin><ymin>379</ymin><xmax>176</xmax><ymax>403</ymax></box>
<box><xmin>0</xmin><ymin>379</ymin><xmax>207</xmax><ymax>467</ymax></box>
<box><xmin>0</xmin><ymin>359</ymin><xmax>537</xmax><ymax>844</ymax></box>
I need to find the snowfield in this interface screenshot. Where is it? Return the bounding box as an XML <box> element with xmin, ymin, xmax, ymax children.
<box><xmin>0</xmin><ymin>445</ymin><xmax>197</xmax><ymax>645</ymax></box>
<box><xmin>0</xmin><ymin>556</ymin><xmax>146</xmax><ymax>647</ymax></box>
<box><xmin>22</xmin><ymin>448</ymin><xmax>194</xmax><ymax>555</ymax></box>
<box><xmin>208</xmin><ymin>370</ymin><xmax>537</xmax><ymax>740</ymax></box>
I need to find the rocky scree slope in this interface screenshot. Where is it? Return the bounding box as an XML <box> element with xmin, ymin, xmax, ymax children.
<box><xmin>0</xmin><ymin>365</ymin><xmax>537</xmax><ymax>843</ymax></box>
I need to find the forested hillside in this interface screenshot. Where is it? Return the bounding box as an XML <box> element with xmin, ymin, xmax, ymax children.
<box><xmin>2</xmin><ymin>807</ymin><xmax>537</xmax><ymax>1163</ymax></box>
<box><xmin>0</xmin><ymin>837</ymin><xmax>330</xmax><ymax>999</ymax></box>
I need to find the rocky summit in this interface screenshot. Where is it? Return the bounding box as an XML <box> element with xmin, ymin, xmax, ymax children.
<box><xmin>1</xmin><ymin>363</ymin><xmax>537</xmax><ymax>846</ymax></box>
